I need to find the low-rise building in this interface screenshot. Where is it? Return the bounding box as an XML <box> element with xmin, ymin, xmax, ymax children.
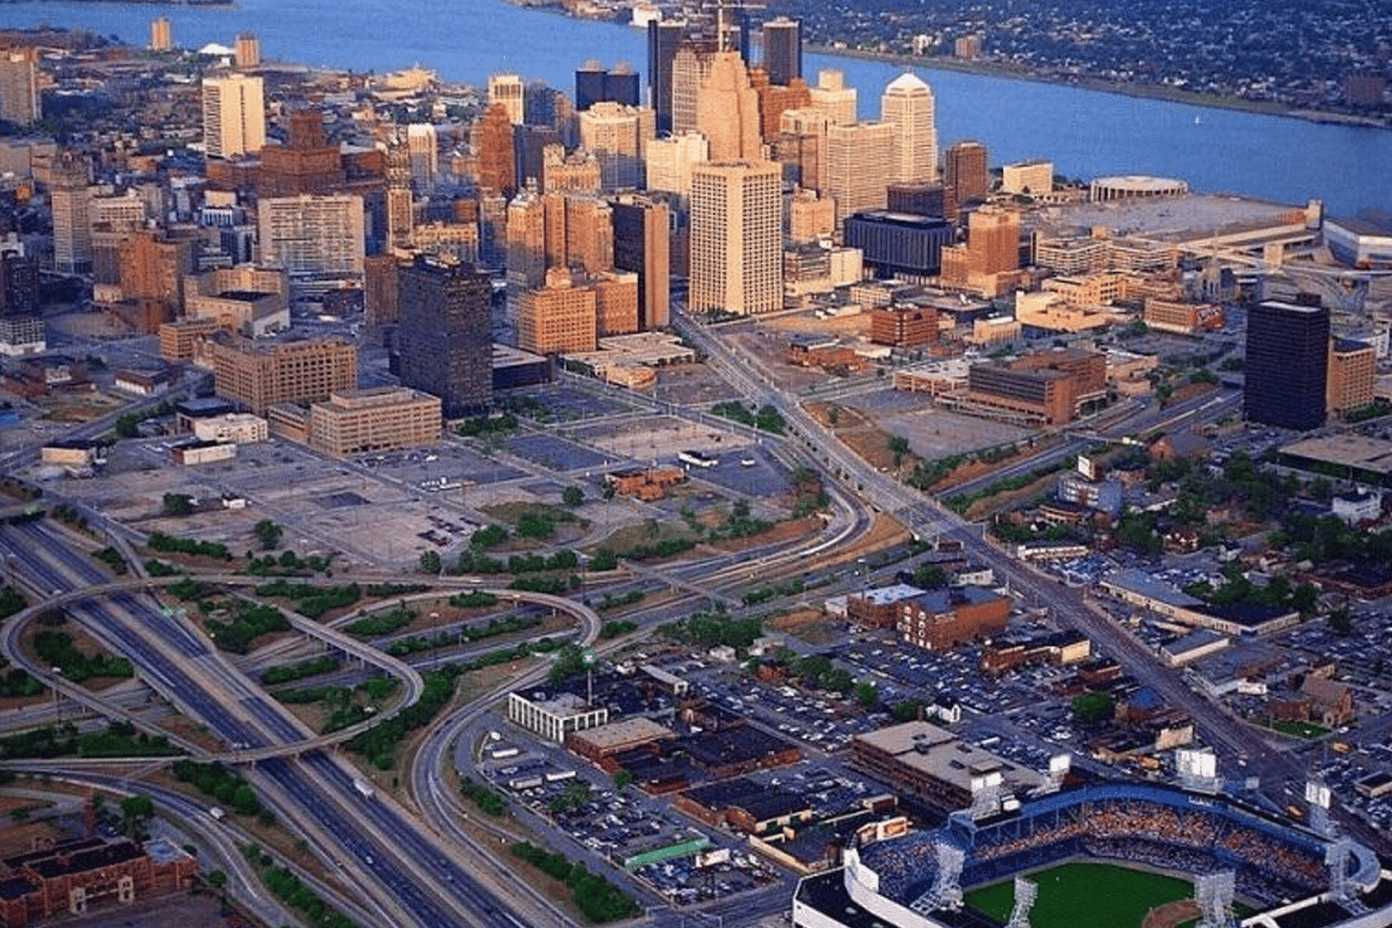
<box><xmin>508</xmin><ymin>690</ymin><xmax>608</xmax><ymax>744</ymax></box>
<box><xmin>191</xmin><ymin>413</ymin><xmax>269</xmax><ymax>444</ymax></box>
<box><xmin>170</xmin><ymin>440</ymin><xmax>237</xmax><ymax>465</ymax></box>
<box><xmin>307</xmin><ymin>387</ymin><xmax>441</xmax><ymax>456</ymax></box>
<box><xmin>897</xmin><ymin>587</ymin><xmax>1010</xmax><ymax>651</ymax></box>
<box><xmin>850</xmin><ymin>721</ymin><xmax>1042</xmax><ymax>814</ymax></box>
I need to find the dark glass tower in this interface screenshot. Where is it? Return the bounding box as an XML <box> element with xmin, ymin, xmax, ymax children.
<box><xmin>396</xmin><ymin>257</ymin><xmax>493</xmax><ymax>418</ymax></box>
<box><xmin>761</xmin><ymin>17</ymin><xmax>802</xmax><ymax>86</ymax></box>
<box><xmin>1244</xmin><ymin>300</ymin><xmax>1329</xmax><ymax>430</ymax></box>
<box><xmin>647</xmin><ymin>19</ymin><xmax>685</xmax><ymax>134</ymax></box>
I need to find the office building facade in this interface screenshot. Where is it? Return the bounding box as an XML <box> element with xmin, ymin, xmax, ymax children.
<box><xmin>396</xmin><ymin>258</ymin><xmax>493</xmax><ymax>418</ymax></box>
<box><xmin>881</xmin><ymin>72</ymin><xmax>937</xmax><ymax>184</ymax></box>
<box><xmin>761</xmin><ymin>17</ymin><xmax>802</xmax><ymax>86</ymax></box>
<box><xmin>201</xmin><ymin>73</ymin><xmax>265</xmax><ymax>159</ymax></box>
<box><xmin>1244</xmin><ymin>300</ymin><xmax>1329</xmax><ymax>430</ymax></box>
<box><xmin>690</xmin><ymin>160</ymin><xmax>782</xmax><ymax>316</ymax></box>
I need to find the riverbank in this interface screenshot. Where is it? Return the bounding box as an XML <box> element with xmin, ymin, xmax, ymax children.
<box><xmin>810</xmin><ymin>44</ymin><xmax>1390</xmax><ymax>131</ymax></box>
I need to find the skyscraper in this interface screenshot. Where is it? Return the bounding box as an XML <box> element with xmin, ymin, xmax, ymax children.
<box><xmin>578</xmin><ymin>102</ymin><xmax>655</xmax><ymax>191</ymax></box>
<box><xmin>0</xmin><ymin>48</ymin><xmax>39</xmax><ymax>126</ymax></box>
<box><xmin>476</xmin><ymin>103</ymin><xmax>517</xmax><ymax>198</ymax></box>
<box><xmin>825</xmin><ymin>121</ymin><xmax>896</xmax><ymax>225</ymax></box>
<box><xmin>575</xmin><ymin>61</ymin><xmax>641</xmax><ymax>110</ymax></box>
<box><xmin>1244</xmin><ymin>300</ymin><xmax>1329</xmax><ymax>430</ymax></box>
<box><xmin>611</xmin><ymin>193</ymin><xmax>670</xmax><ymax>329</ymax></box>
<box><xmin>644</xmin><ymin>132</ymin><xmax>709</xmax><ymax>203</ymax></box>
<box><xmin>944</xmin><ymin>140</ymin><xmax>989</xmax><ymax>217</ymax></box>
<box><xmin>690</xmin><ymin>160</ymin><xmax>782</xmax><ymax>316</ymax></box>
<box><xmin>761</xmin><ymin>17</ymin><xmax>802</xmax><ymax>86</ymax></box>
<box><xmin>150</xmin><ymin>17</ymin><xmax>173</xmax><ymax>51</ymax></box>
<box><xmin>697</xmin><ymin>51</ymin><xmax>762</xmax><ymax>162</ymax></box>
<box><xmin>808</xmin><ymin>69</ymin><xmax>857</xmax><ymax>125</ymax></box>
<box><xmin>202</xmin><ymin>73</ymin><xmax>266</xmax><ymax>158</ymax></box>
<box><xmin>489</xmin><ymin>73</ymin><xmax>525</xmax><ymax>126</ymax></box>
<box><xmin>407</xmin><ymin>123</ymin><xmax>438</xmax><ymax>192</ymax></box>
<box><xmin>881</xmin><ymin>72</ymin><xmax>937</xmax><ymax>184</ymax></box>
<box><xmin>234</xmin><ymin>32</ymin><xmax>260</xmax><ymax>69</ymax></box>
<box><xmin>257</xmin><ymin>194</ymin><xmax>365</xmax><ymax>277</ymax></box>
<box><xmin>396</xmin><ymin>257</ymin><xmax>493</xmax><ymax>418</ymax></box>
<box><xmin>49</xmin><ymin>151</ymin><xmax>92</xmax><ymax>275</ymax></box>
<box><xmin>671</xmin><ymin>43</ymin><xmax>716</xmax><ymax>135</ymax></box>
<box><xmin>647</xmin><ymin>18</ymin><xmax>686</xmax><ymax>134</ymax></box>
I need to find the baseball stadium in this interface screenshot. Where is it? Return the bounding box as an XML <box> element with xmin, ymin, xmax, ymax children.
<box><xmin>793</xmin><ymin>781</ymin><xmax>1392</xmax><ymax>928</ymax></box>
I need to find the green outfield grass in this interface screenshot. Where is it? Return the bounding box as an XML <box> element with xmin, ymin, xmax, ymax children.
<box><xmin>966</xmin><ymin>862</ymin><xmax>1194</xmax><ymax>928</ymax></box>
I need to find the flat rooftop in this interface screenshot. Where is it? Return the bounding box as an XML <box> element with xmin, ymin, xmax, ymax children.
<box><xmin>1033</xmin><ymin>192</ymin><xmax>1303</xmax><ymax>243</ymax></box>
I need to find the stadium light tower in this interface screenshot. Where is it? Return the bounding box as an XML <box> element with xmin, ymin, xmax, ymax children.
<box><xmin>1194</xmin><ymin>871</ymin><xmax>1237</xmax><ymax>928</ymax></box>
<box><xmin>1306</xmin><ymin>779</ymin><xmax>1333</xmax><ymax>836</ymax></box>
<box><xmin>1005</xmin><ymin>876</ymin><xmax>1037</xmax><ymax>928</ymax></box>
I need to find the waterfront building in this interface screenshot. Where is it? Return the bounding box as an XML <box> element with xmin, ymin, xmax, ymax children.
<box><xmin>690</xmin><ymin>160</ymin><xmax>782</xmax><ymax>316</ymax></box>
<box><xmin>234</xmin><ymin>32</ymin><xmax>260</xmax><ymax>69</ymax></box>
<box><xmin>761</xmin><ymin>17</ymin><xmax>802</xmax><ymax>87</ymax></box>
<box><xmin>881</xmin><ymin>72</ymin><xmax>937</xmax><ymax>184</ymax></box>
<box><xmin>1002</xmin><ymin>158</ymin><xmax>1054</xmax><ymax>196</ymax></box>
<box><xmin>149</xmin><ymin>17</ymin><xmax>173</xmax><ymax>51</ymax></box>
<box><xmin>1244</xmin><ymin>300</ymin><xmax>1329</xmax><ymax>430</ymax></box>
<box><xmin>808</xmin><ymin>69</ymin><xmax>857</xmax><ymax>126</ymax></box>
<box><xmin>202</xmin><ymin>73</ymin><xmax>265</xmax><ymax>159</ymax></box>
<box><xmin>0</xmin><ymin>48</ymin><xmax>38</xmax><ymax>126</ymax></box>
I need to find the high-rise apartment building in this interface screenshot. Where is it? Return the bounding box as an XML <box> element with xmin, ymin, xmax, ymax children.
<box><xmin>825</xmin><ymin>121</ymin><xmax>896</xmax><ymax>225</ymax></box>
<box><xmin>489</xmin><ymin>73</ymin><xmax>525</xmax><ymax>126</ymax></box>
<box><xmin>1244</xmin><ymin>300</ymin><xmax>1329</xmax><ymax>431</ymax></box>
<box><xmin>697</xmin><ymin>52</ymin><xmax>762</xmax><ymax>162</ymax></box>
<box><xmin>761</xmin><ymin>17</ymin><xmax>802</xmax><ymax>87</ymax></box>
<box><xmin>809</xmin><ymin>69</ymin><xmax>857</xmax><ymax>126</ymax></box>
<box><xmin>944</xmin><ymin>140</ymin><xmax>989</xmax><ymax>217</ymax></box>
<box><xmin>575</xmin><ymin>61</ymin><xmax>641</xmax><ymax>110</ymax></box>
<box><xmin>208</xmin><ymin>333</ymin><xmax>358</xmax><ymax>415</ymax></box>
<box><xmin>49</xmin><ymin>151</ymin><xmax>92</xmax><ymax>275</ymax></box>
<box><xmin>644</xmin><ymin>132</ymin><xmax>709</xmax><ymax>203</ymax></box>
<box><xmin>0</xmin><ymin>48</ymin><xmax>39</xmax><ymax>126</ymax></box>
<box><xmin>257</xmin><ymin>194</ymin><xmax>365</xmax><ymax>277</ymax></box>
<box><xmin>234</xmin><ymin>32</ymin><xmax>260</xmax><ymax>69</ymax></box>
<box><xmin>647</xmin><ymin>18</ymin><xmax>686</xmax><ymax>134</ymax></box>
<box><xmin>476</xmin><ymin>103</ymin><xmax>517</xmax><ymax>198</ymax></box>
<box><xmin>578</xmin><ymin>102</ymin><xmax>654</xmax><ymax>191</ymax></box>
<box><xmin>202</xmin><ymin>73</ymin><xmax>265</xmax><ymax>159</ymax></box>
<box><xmin>150</xmin><ymin>17</ymin><xmax>173</xmax><ymax>51</ymax></box>
<box><xmin>611</xmin><ymin>193</ymin><xmax>670</xmax><ymax>330</ymax></box>
<box><xmin>396</xmin><ymin>257</ymin><xmax>493</xmax><ymax>418</ymax></box>
<box><xmin>881</xmin><ymin>72</ymin><xmax>937</xmax><ymax>184</ymax></box>
<box><xmin>690</xmin><ymin>160</ymin><xmax>782</xmax><ymax>316</ymax></box>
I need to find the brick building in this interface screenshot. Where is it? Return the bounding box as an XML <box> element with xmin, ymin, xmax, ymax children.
<box><xmin>897</xmin><ymin>586</ymin><xmax>1010</xmax><ymax>651</ymax></box>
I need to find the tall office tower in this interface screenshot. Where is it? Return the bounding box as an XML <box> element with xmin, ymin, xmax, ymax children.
<box><xmin>234</xmin><ymin>32</ymin><xmax>260</xmax><ymax>68</ymax></box>
<box><xmin>396</xmin><ymin>256</ymin><xmax>493</xmax><ymax>418</ymax></box>
<box><xmin>118</xmin><ymin>230</ymin><xmax>195</xmax><ymax>324</ymax></box>
<box><xmin>575</xmin><ymin>61</ymin><xmax>641</xmax><ymax>110</ymax></box>
<box><xmin>476</xmin><ymin>103</ymin><xmax>517</xmax><ymax>198</ymax></box>
<box><xmin>524</xmin><ymin>81</ymin><xmax>570</xmax><ymax>131</ymax></box>
<box><xmin>611</xmin><ymin>194</ymin><xmax>670</xmax><ymax>330</ymax></box>
<box><xmin>202</xmin><ymin>73</ymin><xmax>266</xmax><ymax>158</ymax></box>
<box><xmin>690</xmin><ymin>160</ymin><xmax>782</xmax><ymax>316</ymax></box>
<box><xmin>944</xmin><ymin>139</ymin><xmax>989</xmax><ymax>217</ymax></box>
<box><xmin>488</xmin><ymin>73</ymin><xmax>525</xmax><ymax>126</ymax></box>
<box><xmin>519</xmin><ymin>267</ymin><xmax>598</xmax><ymax>354</ymax></box>
<box><xmin>0</xmin><ymin>244</ymin><xmax>39</xmax><ymax>318</ymax></box>
<box><xmin>515</xmin><ymin>125</ymin><xmax>561</xmax><ymax>190</ymax></box>
<box><xmin>257</xmin><ymin>194</ymin><xmax>365</xmax><ymax>277</ymax></box>
<box><xmin>49</xmin><ymin>151</ymin><xmax>92</xmax><ymax>275</ymax></box>
<box><xmin>775</xmin><ymin>107</ymin><xmax>829</xmax><ymax>192</ymax></box>
<box><xmin>966</xmin><ymin>205</ymin><xmax>1019</xmax><ymax>274</ymax></box>
<box><xmin>363</xmin><ymin>254</ymin><xmax>401</xmax><ymax>329</ymax></box>
<box><xmin>506</xmin><ymin>187</ymin><xmax>549</xmax><ymax>295</ymax></box>
<box><xmin>881</xmin><ymin>72</ymin><xmax>937</xmax><ymax>184</ymax></box>
<box><xmin>208</xmin><ymin>333</ymin><xmax>358</xmax><ymax>415</ymax></box>
<box><xmin>541</xmin><ymin>145</ymin><xmax>602</xmax><ymax>195</ymax></box>
<box><xmin>697</xmin><ymin>52</ymin><xmax>761</xmax><ymax>161</ymax></box>
<box><xmin>761</xmin><ymin>17</ymin><xmax>802</xmax><ymax>86</ymax></box>
<box><xmin>150</xmin><ymin>17</ymin><xmax>173</xmax><ymax>51</ymax></box>
<box><xmin>825</xmin><ymin>121</ymin><xmax>896</xmax><ymax>225</ymax></box>
<box><xmin>578</xmin><ymin>102</ymin><xmax>655</xmax><ymax>191</ymax></box>
<box><xmin>386</xmin><ymin>142</ymin><xmax>415</xmax><ymax>252</ymax></box>
<box><xmin>647</xmin><ymin>18</ymin><xmax>686</xmax><ymax>133</ymax></box>
<box><xmin>1245</xmin><ymin>300</ymin><xmax>1330</xmax><ymax>430</ymax></box>
<box><xmin>644</xmin><ymin>131</ymin><xmax>708</xmax><ymax>203</ymax></box>
<box><xmin>0</xmin><ymin>48</ymin><xmax>39</xmax><ymax>126</ymax></box>
<box><xmin>809</xmin><ymin>69</ymin><xmax>857</xmax><ymax>125</ymax></box>
<box><xmin>671</xmin><ymin>42</ymin><xmax>716</xmax><ymax>135</ymax></box>
<box><xmin>1328</xmin><ymin>337</ymin><xmax>1375</xmax><ymax>418</ymax></box>
<box><xmin>564</xmin><ymin>196</ymin><xmax>614</xmax><ymax>275</ymax></box>
<box><xmin>406</xmin><ymin>123</ymin><xmax>438</xmax><ymax>192</ymax></box>
<box><xmin>749</xmin><ymin>69</ymin><xmax>810</xmax><ymax>144</ymax></box>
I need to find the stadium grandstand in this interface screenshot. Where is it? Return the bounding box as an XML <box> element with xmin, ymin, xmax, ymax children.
<box><xmin>793</xmin><ymin>781</ymin><xmax>1392</xmax><ymax>928</ymax></box>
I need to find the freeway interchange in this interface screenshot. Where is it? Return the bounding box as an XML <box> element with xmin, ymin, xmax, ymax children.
<box><xmin>0</xmin><ymin>310</ymin><xmax>1377</xmax><ymax>928</ymax></box>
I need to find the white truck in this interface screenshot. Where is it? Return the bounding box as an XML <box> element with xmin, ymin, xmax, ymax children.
<box><xmin>353</xmin><ymin>778</ymin><xmax>375</xmax><ymax>799</ymax></box>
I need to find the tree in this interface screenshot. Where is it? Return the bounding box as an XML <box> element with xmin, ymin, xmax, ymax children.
<box><xmin>162</xmin><ymin>493</ymin><xmax>195</xmax><ymax>517</ymax></box>
<box><xmin>613</xmin><ymin>769</ymin><xmax>633</xmax><ymax>791</ymax></box>
<box><xmin>119</xmin><ymin>794</ymin><xmax>155</xmax><ymax>837</ymax></box>
<box><xmin>418</xmin><ymin>550</ymin><xmax>442</xmax><ymax>574</ymax></box>
<box><xmin>114</xmin><ymin>413</ymin><xmax>139</xmax><ymax>439</ymax></box>
<box><xmin>911</xmin><ymin>563</ymin><xmax>946</xmax><ymax>589</ymax></box>
<box><xmin>888</xmin><ymin>435</ymin><xmax>911</xmax><ymax>467</ymax></box>
<box><xmin>562</xmin><ymin>486</ymin><xmax>584</xmax><ymax>507</ymax></box>
<box><xmin>253</xmin><ymin>519</ymin><xmax>283</xmax><ymax>551</ymax></box>
<box><xmin>854</xmin><ymin>682</ymin><xmax>879</xmax><ymax>709</ymax></box>
<box><xmin>1070</xmin><ymin>691</ymin><xmax>1115</xmax><ymax>724</ymax></box>
<box><xmin>205</xmin><ymin>869</ymin><xmax>228</xmax><ymax>890</ymax></box>
<box><xmin>1326</xmin><ymin>606</ymin><xmax>1354</xmax><ymax>637</ymax></box>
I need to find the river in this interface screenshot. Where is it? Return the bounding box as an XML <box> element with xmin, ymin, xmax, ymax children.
<box><xmin>3</xmin><ymin>0</ymin><xmax>1388</xmax><ymax>215</ymax></box>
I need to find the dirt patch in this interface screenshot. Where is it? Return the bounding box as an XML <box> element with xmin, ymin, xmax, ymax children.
<box><xmin>709</xmin><ymin>516</ymin><xmax>824</xmax><ymax>553</ymax></box>
<box><xmin>827</xmin><ymin>513</ymin><xmax>913</xmax><ymax>565</ymax></box>
<box><xmin>1142</xmin><ymin>899</ymin><xmax>1201</xmax><ymax>928</ymax></box>
<box><xmin>766</xmin><ymin>609</ymin><xmax>841</xmax><ymax>645</ymax></box>
<box><xmin>590</xmin><ymin>520</ymin><xmax>700</xmax><ymax>555</ymax></box>
<box><xmin>961</xmin><ymin>472</ymin><xmax>1058</xmax><ymax>520</ymax></box>
<box><xmin>157</xmin><ymin>715</ymin><xmax>227</xmax><ymax>755</ymax></box>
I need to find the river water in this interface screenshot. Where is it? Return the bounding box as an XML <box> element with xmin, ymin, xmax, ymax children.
<box><xmin>3</xmin><ymin>0</ymin><xmax>1389</xmax><ymax>214</ymax></box>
